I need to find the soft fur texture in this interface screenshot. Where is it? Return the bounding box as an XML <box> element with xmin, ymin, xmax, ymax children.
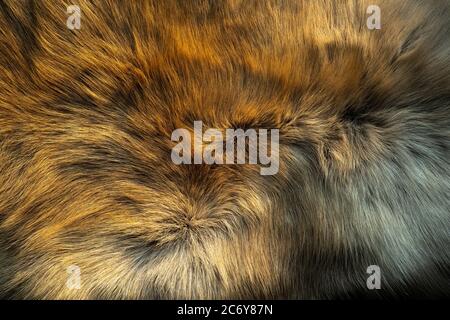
<box><xmin>0</xmin><ymin>0</ymin><xmax>449</xmax><ymax>299</ymax></box>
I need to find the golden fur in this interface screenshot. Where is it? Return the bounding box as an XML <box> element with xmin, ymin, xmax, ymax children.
<box><xmin>0</xmin><ymin>0</ymin><xmax>449</xmax><ymax>299</ymax></box>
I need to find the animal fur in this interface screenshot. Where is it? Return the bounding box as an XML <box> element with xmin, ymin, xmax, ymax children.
<box><xmin>0</xmin><ymin>0</ymin><xmax>449</xmax><ymax>299</ymax></box>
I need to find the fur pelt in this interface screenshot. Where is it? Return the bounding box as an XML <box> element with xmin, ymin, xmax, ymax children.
<box><xmin>0</xmin><ymin>0</ymin><xmax>449</xmax><ymax>299</ymax></box>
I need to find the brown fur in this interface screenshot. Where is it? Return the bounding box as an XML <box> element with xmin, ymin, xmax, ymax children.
<box><xmin>0</xmin><ymin>0</ymin><xmax>449</xmax><ymax>299</ymax></box>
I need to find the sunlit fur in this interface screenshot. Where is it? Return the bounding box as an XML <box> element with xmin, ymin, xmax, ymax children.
<box><xmin>0</xmin><ymin>0</ymin><xmax>449</xmax><ymax>299</ymax></box>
